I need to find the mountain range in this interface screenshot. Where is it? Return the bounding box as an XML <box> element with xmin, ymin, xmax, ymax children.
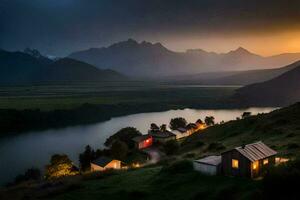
<box><xmin>234</xmin><ymin>63</ymin><xmax>300</xmax><ymax>106</ymax></box>
<box><xmin>0</xmin><ymin>49</ymin><xmax>126</xmax><ymax>84</ymax></box>
<box><xmin>69</xmin><ymin>39</ymin><xmax>300</xmax><ymax>77</ymax></box>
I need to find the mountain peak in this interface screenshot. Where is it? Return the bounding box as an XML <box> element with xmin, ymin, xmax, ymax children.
<box><xmin>23</xmin><ymin>48</ymin><xmax>43</xmax><ymax>58</ymax></box>
<box><xmin>227</xmin><ymin>47</ymin><xmax>258</xmax><ymax>57</ymax></box>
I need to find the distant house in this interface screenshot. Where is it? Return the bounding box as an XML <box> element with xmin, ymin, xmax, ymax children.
<box><xmin>173</xmin><ymin>127</ymin><xmax>190</xmax><ymax>139</ymax></box>
<box><xmin>221</xmin><ymin>141</ymin><xmax>277</xmax><ymax>178</ymax></box>
<box><xmin>193</xmin><ymin>156</ymin><xmax>221</xmax><ymax>175</ymax></box>
<box><xmin>148</xmin><ymin>130</ymin><xmax>176</xmax><ymax>143</ymax></box>
<box><xmin>91</xmin><ymin>157</ymin><xmax>122</xmax><ymax>171</ymax></box>
<box><xmin>132</xmin><ymin>135</ymin><xmax>153</xmax><ymax>149</ymax></box>
<box><xmin>195</xmin><ymin>121</ymin><xmax>207</xmax><ymax>130</ymax></box>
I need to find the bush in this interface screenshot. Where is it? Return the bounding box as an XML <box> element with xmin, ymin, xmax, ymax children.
<box><xmin>13</xmin><ymin>168</ymin><xmax>41</xmax><ymax>184</ymax></box>
<box><xmin>207</xmin><ymin>142</ymin><xmax>225</xmax><ymax>151</ymax></box>
<box><xmin>163</xmin><ymin>140</ymin><xmax>179</xmax><ymax>155</ymax></box>
<box><xmin>45</xmin><ymin>154</ymin><xmax>79</xmax><ymax>179</ymax></box>
<box><xmin>287</xmin><ymin>143</ymin><xmax>300</xmax><ymax>149</ymax></box>
<box><xmin>160</xmin><ymin>160</ymin><xmax>193</xmax><ymax>175</ymax></box>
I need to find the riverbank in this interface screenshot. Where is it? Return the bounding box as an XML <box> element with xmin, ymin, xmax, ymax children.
<box><xmin>0</xmin><ymin>85</ymin><xmax>239</xmax><ymax>137</ymax></box>
<box><xmin>0</xmin><ymin>107</ymin><xmax>276</xmax><ymax>185</ymax></box>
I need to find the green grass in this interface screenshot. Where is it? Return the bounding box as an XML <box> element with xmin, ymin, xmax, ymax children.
<box><xmin>48</xmin><ymin>165</ymin><xmax>260</xmax><ymax>200</ymax></box>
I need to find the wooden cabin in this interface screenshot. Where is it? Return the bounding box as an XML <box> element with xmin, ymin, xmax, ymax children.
<box><xmin>132</xmin><ymin>135</ymin><xmax>153</xmax><ymax>149</ymax></box>
<box><xmin>91</xmin><ymin>157</ymin><xmax>121</xmax><ymax>171</ymax></box>
<box><xmin>221</xmin><ymin>141</ymin><xmax>277</xmax><ymax>178</ymax></box>
<box><xmin>148</xmin><ymin>130</ymin><xmax>176</xmax><ymax>143</ymax></box>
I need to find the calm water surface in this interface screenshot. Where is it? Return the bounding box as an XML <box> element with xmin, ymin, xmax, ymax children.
<box><xmin>0</xmin><ymin>107</ymin><xmax>276</xmax><ymax>184</ymax></box>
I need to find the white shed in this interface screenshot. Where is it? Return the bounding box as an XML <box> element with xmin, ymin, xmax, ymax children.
<box><xmin>193</xmin><ymin>156</ymin><xmax>221</xmax><ymax>175</ymax></box>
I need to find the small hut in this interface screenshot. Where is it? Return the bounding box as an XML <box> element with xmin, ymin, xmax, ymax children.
<box><xmin>193</xmin><ymin>156</ymin><xmax>221</xmax><ymax>175</ymax></box>
<box><xmin>132</xmin><ymin>135</ymin><xmax>153</xmax><ymax>149</ymax></box>
<box><xmin>91</xmin><ymin>157</ymin><xmax>122</xmax><ymax>171</ymax></box>
<box><xmin>149</xmin><ymin>130</ymin><xmax>176</xmax><ymax>143</ymax></box>
<box><xmin>221</xmin><ymin>141</ymin><xmax>277</xmax><ymax>178</ymax></box>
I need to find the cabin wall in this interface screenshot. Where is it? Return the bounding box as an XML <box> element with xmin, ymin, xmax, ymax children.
<box><xmin>105</xmin><ymin>160</ymin><xmax>121</xmax><ymax>169</ymax></box>
<box><xmin>91</xmin><ymin>160</ymin><xmax>121</xmax><ymax>172</ymax></box>
<box><xmin>193</xmin><ymin>162</ymin><xmax>218</xmax><ymax>175</ymax></box>
<box><xmin>136</xmin><ymin>137</ymin><xmax>153</xmax><ymax>149</ymax></box>
<box><xmin>251</xmin><ymin>156</ymin><xmax>276</xmax><ymax>178</ymax></box>
<box><xmin>91</xmin><ymin>163</ymin><xmax>105</xmax><ymax>171</ymax></box>
<box><xmin>221</xmin><ymin>150</ymin><xmax>251</xmax><ymax>177</ymax></box>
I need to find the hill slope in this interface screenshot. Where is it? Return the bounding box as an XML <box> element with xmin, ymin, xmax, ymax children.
<box><xmin>0</xmin><ymin>50</ymin><xmax>48</xmax><ymax>84</ymax></box>
<box><xmin>0</xmin><ymin>50</ymin><xmax>126</xmax><ymax>84</ymax></box>
<box><xmin>38</xmin><ymin>58</ymin><xmax>126</xmax><ymax>82</ymax></box>
<box><xmin>69</xmin><ymin>39</ymin><xmax>300</xmax><ymax>77</ymax></box>
<box><xmin>234</xmin><ymin>64</ymin><xmax>300</xmax><ymax>106</ymax></box>
<box><xmin>183</xmin><ymin>103</ymin><xmax>300</xmax><ymax>157</ymax></box>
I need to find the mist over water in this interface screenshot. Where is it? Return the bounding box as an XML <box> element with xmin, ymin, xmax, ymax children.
<box><xmin>0</xmin><ymin>107</ymin><xmax>276</xmax><ymax>184</ymax></box>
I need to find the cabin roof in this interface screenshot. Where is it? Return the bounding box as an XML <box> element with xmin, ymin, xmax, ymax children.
<box><xmin>149</xmin><ymin>130</ymin><xmax>176</xmax><ymax>138</ymax></box>
<box><xmin>92</xmin><ymin>156</ymin><xmax>114</xmax><ymax>167</ymax></box>
<box><xmin>234</xmin><ymin>141</ymin><xmax>277</xmax><ymax>162</ymax></box>
<box><xmin>194</xmin><ymin>156</ymin><xmax>221</xmax><ymax>166</ymax></box>
<box><xmin>132</xmin><ymin>134</ymin><xmax>152</xmax><ymax>142</ymax></box>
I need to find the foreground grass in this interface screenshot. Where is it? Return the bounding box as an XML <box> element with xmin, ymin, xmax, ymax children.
<box><xmin>49</xmin><ymin>166</ymin><xmax>259</xmax><ymax>200</ymax></box>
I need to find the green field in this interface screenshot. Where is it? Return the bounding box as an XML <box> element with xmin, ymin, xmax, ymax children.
<box><xmin>0</xmin><ymin>82</ymin><xmax>238</xmax><ymax>110</ymax></box>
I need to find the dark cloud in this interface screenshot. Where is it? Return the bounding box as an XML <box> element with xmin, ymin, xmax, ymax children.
<box><xmin>1</xmin><ymin>0</ymin><xmax>300</xmax><ymax>56</ymax></box>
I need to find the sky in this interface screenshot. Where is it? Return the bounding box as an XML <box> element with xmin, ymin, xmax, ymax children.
<box><xmin>1</xmin><ymin>0</ymin><xmax>300</xmax><ymax>56</ymax></box>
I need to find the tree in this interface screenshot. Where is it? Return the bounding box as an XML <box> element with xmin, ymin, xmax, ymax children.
<box><xmin>110</xmin><ymin>140</ymin><xmax>129</xmax><ymax>160</ymax></box>
<box><xmin>242</xmin><ymin>112</ymin><xmax>252</xmax><ymax>119</ymax></box>
<box><xmin>169</xmin><ymin>117</ymin><xmax>187</xmax><ymax>130</ymax></box>
<box><xmin>105</xmin><ymin>127</ymin><xmax>142</xmax><ymax>149</ymax></box>
<box><xmin>45</xmin><ymin>154</ymin><xmax>78</xmax><ymax>179</ymax></box>
<box><xmin>196</xmin><ymin>119</ymin><xmax>203</xmax><ymax>124</ymax></box>
<box><xmin>205</xmin><ymin>116</ymin><xmax>215</xmax><ymax>126</ymax></box>
<box><xmin>163</xmin><ymin>140</ymin><xmax>179</xmax><ymax>155</ymax></box>
<box><xmin>150</xmin><ymin>123</ymin><xmax>159</xmax><ymax>131</ymax></box>
<box><xmin>14</xmin><ymin>168</ymin><xmax>41</xmax><ymax>184</ymax></box>
<box><xmin>160</xmin><ymin>124</ymin><xmax>167</xmax><ymax>132</ymax></box>
<box><xmin>79</xmin><ymin>145</ymin><xmax>95</xmax><ymax>172</ymax></box>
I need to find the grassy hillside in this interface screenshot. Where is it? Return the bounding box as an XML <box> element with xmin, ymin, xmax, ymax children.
<box><xmin>181</xmin><ymin>103</ymin><xmax>300</xmax><ymax>157</ymax></box>
<box><xmin>0</xmin><ymin>165</ymin><xmax>260</xmax><ymax>200</ymax></box>
<box><xmin>49</xmin><ymin>166</ymin><xmax>259</xmax><ymax>200</ymax></box>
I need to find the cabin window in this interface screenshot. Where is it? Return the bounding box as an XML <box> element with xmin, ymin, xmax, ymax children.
<box><xmin>252</xmin><ymin>161</ymin><xmax>258</xmax><ymax>170</ymax></box>
<box><xmin>232</xmin><ymin>159</ymin><xmax>239</xmax><ymax>169</ymax></box>
<box><xmin>263</xmin><ymin>159</ymin><xmax>269</xmax><ymax>165</ymax></box>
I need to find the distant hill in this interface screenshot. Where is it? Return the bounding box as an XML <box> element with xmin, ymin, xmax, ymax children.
<box><xmin>0</xmin><ymin>49</ymin><xmax>47</xmax><ymax>84</ymax></box>
<box><xmin>37</xmin><ymin>58</ymin><xmax>126</xmax><ymax>82</ymax></box>
<box><xmin>69</xmin><ymin>39</ymin><xmax>300</xmax><ymax>77</ymax></box>
<box><xmin>234</xmin><ymin>63</ymin><xmax>300</xmax><ymax>106</ymax></box>
<box><xmin>0</xmin><ymin>50</ymin><xmax>126</xmax><ymax>84</ymax></box>
<box><xmin>163</xmin><ymin>61</ymin><xmax>300</xmax><ymax>85</ymax></box>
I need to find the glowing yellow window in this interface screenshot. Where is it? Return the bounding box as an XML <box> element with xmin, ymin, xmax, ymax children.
<box><xmin>252</xmin><ymin>161</ymin><xmax>259</xmax><ymax>170</ymax></box>
<box><xmin>263</xmin><ymin>159</ymin><xmax>269</xmax><ymax>165</ymax></box>
<box><xmin>232</xmin><ymin>159</ymin><xmax>239</xmax><ymax>169</ymax></box>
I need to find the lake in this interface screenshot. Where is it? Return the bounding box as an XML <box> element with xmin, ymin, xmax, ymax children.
<box><xmin>0</xmin><ymin>107</ymin><xmax>276</xmax><ymax>184</ymax></box>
